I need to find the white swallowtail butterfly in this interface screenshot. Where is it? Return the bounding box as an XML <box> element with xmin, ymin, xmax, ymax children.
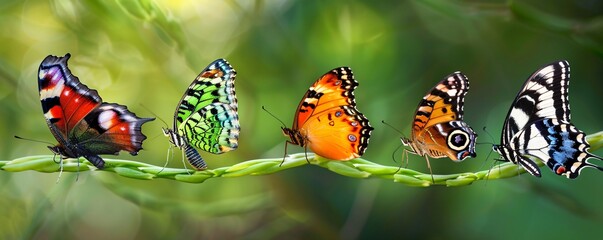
<box><xmin>492</xmin><ymin>60</ymin><xmax>603</xmax><ymax>179</ymax></box>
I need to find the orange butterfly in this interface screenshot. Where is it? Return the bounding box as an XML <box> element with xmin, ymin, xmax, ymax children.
<box><xmin>282</xmin><ymin>67</ymin><xmax>373</xmax><ymax>161</ymax></box>
<box><xmin>401</xmin><ymin>72</ymin><xmax>477</xmax><ymax>171</ymax></box>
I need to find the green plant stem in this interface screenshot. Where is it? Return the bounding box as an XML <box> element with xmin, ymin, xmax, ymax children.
<box><xmin>2</xmin><ymin>131</ymin><xmax>603</xmax><ymax>187</ymax></box>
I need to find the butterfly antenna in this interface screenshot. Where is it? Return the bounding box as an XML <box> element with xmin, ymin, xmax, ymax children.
<box><xmin>139</xmin><ymin>104</ymin><xmax>170</xmax><ymax>128</ymax></box>
<box><xmin>262</xmin><ymin>105</ymin><xmax>287</xmax><ymax>128</ymax></box>
<box><xmin>16</xmin><ymin>138</ymin><xmax>71</xmax><ymax>183</ymax></box>
<box><xmin>14</xmin><ymin>135</ymin><xmax>55</xmax><ymax>146</ymax></box>
<box><xmin>478</xmin><ymin>126</ymin><xmax>496</xmax><ymax>145</ymax></box>
<box><xmin>381</xmin><ymin>120</ymin><xmax>406</xmax><ymax>137</ymax></box>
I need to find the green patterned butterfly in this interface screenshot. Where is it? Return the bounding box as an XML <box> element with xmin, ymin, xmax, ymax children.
<box><xmin>163</xmin><ymin>59</ymin><xmax>240</xmax><ymax>170</ymax></box>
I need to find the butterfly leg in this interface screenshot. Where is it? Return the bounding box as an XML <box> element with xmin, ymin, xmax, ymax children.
<box><xmin>52</xmin><ymin>153</ymin><xmax>64</xmax><ymax>183</ymax></box>
<box><xmin>75</xmin><ymin>157</ymin><xmax>80</xmax><ymax>182</ymax></box>
<box><xmin>479</xmin><ymin>148</ymin><xmax>495</xmax><ymax>179</ymax></box>
<box><xmin>423</xmin><ymin>155</ymin><xmax>435</xmax><ymax>183</ymax></box>
<box><xmin>280</xmin><ymin>140</ymin><xmax>292</xmax><ymax>167</ymax></box>
<box><xmin>180</xmin><ymin>148</ymin><xmax>190</xmax><ymax>173</ymax></box>
<box><xmin>158</xmin><ymin>144</ymin><xmax>174</xmax><ymax>175</ymax></box>
<box><xmin>52</xmin><ymin>153</ymin><xmax>61</xmax><ymax>164</ymax></box>
<box><xmin>484</xmin><ymin>157</ymin><xmax>501</xmax><ymax>180</ymax></box>
<box><xmin>303</xmin><ymin>144</ymin><xmax>311</xmax><ymax>164</ymax></box>
<box><xmin>402</xmin><ymin>149</ymin><xmax>412</xmax><ymax>169</ymax></box>
<box><xmin>395</xmin><ymin>148</ymin><xmax>411</xmax><ymax>174</ymax></box>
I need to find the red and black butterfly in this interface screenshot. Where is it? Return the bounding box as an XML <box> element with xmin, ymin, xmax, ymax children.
<box><xmin>38</xmin><ymin>53</ymin><xmax>154</xmax><ymax>169</ymax></box>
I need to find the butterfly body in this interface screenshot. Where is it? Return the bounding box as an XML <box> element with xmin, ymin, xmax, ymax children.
<box><xmin>38</xmin><ymin>54</ymin><xmax>154</xmax><ymax>169</ymax></box>
<box><xmin>282</xmin><ymin>67</ymin><xmax>373</xmax><ymax>161</ymax></box>
<box><xmin>402</xmin><ymin>72</ymin><xmax>477</xmax><ymax>162</ymax></box>
<box><xmin>164</xmin><ymin>59</ymin><xmax>239</xmax><ymax>170</ymax></box>
<box><xmin>493</xmin><ymin>60</ymin><xmax>603</xmax><ymax>178</ymax></box>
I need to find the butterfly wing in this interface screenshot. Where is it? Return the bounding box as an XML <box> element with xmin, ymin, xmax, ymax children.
<box><xmin>514</xmin><ymin>118</ymin><xmax>603</xmax><ymax>178</ymax></box>
<box><xmin>284</xmin><ymin>67</ymin><xmax>373</xmax><ymax>160</ymax></box>
<box><xmin>38</xmin><ymin>54</ymin><xmax>154</xmax><ymax>169</ymax></box>
<box><xmin>292</xmin><ymin>67</ymin><xmax>358</xmax><ymax>130</ymax></box>
<box><xmin>493</xmin><ymin>61</ymin><xmax>571</xmax><ymax>176</ymax></box>
<box><xmin>500</xmin><ymin>60</ymin><xmax>570</xmax><ymax>147</ymax></box>
<box><xmin>182</xmin><ymin>103</ymin><xmax>239</xmax><ymax>154</ymax></box>
<box><xmin>300</xmin><ymin>106</ymin><xmax>371</xmax><ymax>160</ymax></box>
<box><xmin>171</xmin><ymin>59</ymin><xmax>239</xmax><ymax>169</ymax></box>
<box><xmin>174</xmin><ymin>59</ymin><xmax>237</xmax><ymax>129</ymax></box>
<box><xmin>73</xmin><ymin>104</ymin><xmax>154</xmax><ymax>155</ymax></box>
<box><xmin>407</xmin><ymin>72</ymin><xmax>477</xmax><ymax>161</ymax></box>
<box><xmin>39</xmin><ymin>54</ymin><xmax>102</xmax><ymax>148</ymax></box>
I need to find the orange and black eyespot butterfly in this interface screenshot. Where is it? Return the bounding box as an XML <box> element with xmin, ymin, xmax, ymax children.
<box><xmin>401</xmin><ymin>71</ymin><xmax>477</xmax><ymax>172</ymax></box>
<box><xmin>281</xmin><ymin>67</ymin><xmax>373</xmax><ymax>161</ymax></box>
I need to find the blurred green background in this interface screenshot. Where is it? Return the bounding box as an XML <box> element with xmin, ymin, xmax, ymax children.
<box><xmin>1</xmin><ymin>0</ymin><xmax>603</xmax><ymax>239</ymax></box>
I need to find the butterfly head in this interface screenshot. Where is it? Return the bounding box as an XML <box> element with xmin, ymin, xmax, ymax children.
<box><xmin>163</xmin><ymin>127</ymin><xmax>185</xmax><ymax>148</ymax></box>
<box><xmin>400</xmin><ymin>137</ymin><xmax>420</xmax><ymax>155</ymax></box>
<box><xmin>282</xmin><ymin>127</ymin><xmax>306</xmax><ymax>147</ymax></box>
<box><xmin>48</xmin><ymin>144</ymin><xmax>107</xmax><ymax>169</ymax></box>
<box><xmin>492</xmin><ymin>144</ymin><xmax>501</xmax><ymax>154</ymax></box>
<box><xmin>47</xmin><ymin>144</ymin><xmax>78</xmax><ymax>159</ymax></box>
<box><xmin>492</xmin><ymin>143</ymin><xmax>514</xmax><ymax>162</ymax></box>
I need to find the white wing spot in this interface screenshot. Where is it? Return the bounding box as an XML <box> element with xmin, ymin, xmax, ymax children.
<box><xmin>447</xmin><ymin>89</ymin><xmax>458</xmax><ymax>96</ymax></box>
<box><xmin>99</xmin><ymin>110</ymin><xmax>117</xmax><ymax>130</ymax></box>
